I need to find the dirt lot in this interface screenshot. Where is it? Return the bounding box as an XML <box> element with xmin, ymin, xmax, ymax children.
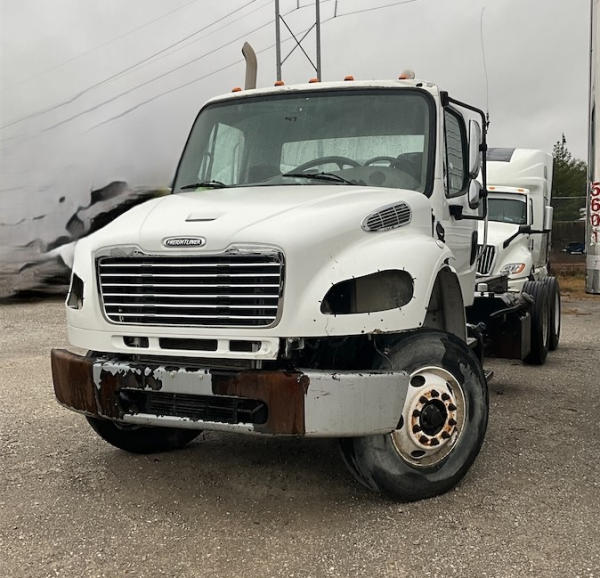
<box><xmin>1</xmin><ymin>297</ymin><xmax>599</xmax><ymax>577</ymax></box>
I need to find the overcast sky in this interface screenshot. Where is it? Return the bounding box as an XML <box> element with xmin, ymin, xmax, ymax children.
<box><xmin>0</xmin><ymin>0</ymin><xmax>591</xmax><ymax>222</ymax></box>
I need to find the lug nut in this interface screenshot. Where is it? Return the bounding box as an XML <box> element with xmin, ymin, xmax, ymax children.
<box><xmin>412</xmin><ymin>425</ymin><xmax>421</xmax><ymax>433</ymax></box>
<box><xmin>419</xmin><ymin>396</ymin><xmax>428</xmax><ymax>404</ymax></box>
<box><xmin>419</xmin><ymin>435</ymin><xmax>429</xmax><ymax>444</ymax></box>
<box><xmin>448</xmin><ymin>418</ymin><xmax>457</xmax><ymax>426</ymax></box>
<box><xmin>448</xmin><ymin>403</ymin><xmax>457</xmax><ymax>411</ymax></box>
<box><xmin>412</xmin><ymin>409</ymin><xmax>421</xmax><ymax>418</ymax></box>
<box><xmin>441</xmin><ymin>393</ymin><xmax>450</xmax><ymax>401</ymax></box>
<box><xmin>430</xmin><ymin>390</ymin><xmax>439</xmax><ymax>397</ymax></box>
<box><xmin>430</xmin><ymin>438</ymin><xmax>440</xmax><ymax>446</ymax></box>
<box><xmin>441</xmin><ymin>431</ymin><xmax>451</xmax><ymax>439</ymax></box>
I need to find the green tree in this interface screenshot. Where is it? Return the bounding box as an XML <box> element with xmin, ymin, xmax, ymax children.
<box><xmin>551</xmin><ymin>134</ymin><xmax>587</xmax><ymax>221</ymax></box>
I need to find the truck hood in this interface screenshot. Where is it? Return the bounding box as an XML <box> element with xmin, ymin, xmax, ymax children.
<box><xmin>88</xmin><ymin>185</ymin><xmax>432</xmax><ymax>253</ymax></box>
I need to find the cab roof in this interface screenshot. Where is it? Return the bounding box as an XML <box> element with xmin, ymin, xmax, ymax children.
<box><xmin>205</xmin><ymin>78</ymin><xmax>441</xmax><ymax>106</ymax></box>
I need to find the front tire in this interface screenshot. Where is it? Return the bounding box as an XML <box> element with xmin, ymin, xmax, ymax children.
<box><xmin>339</xmin><ymin>330</ymin><xmax>488</xmax><ymax>502</ymax></box>
<box><xmin>87</xmin><ymin>417</ymin><xmax>200</xmax><ymax>454</ymax></box>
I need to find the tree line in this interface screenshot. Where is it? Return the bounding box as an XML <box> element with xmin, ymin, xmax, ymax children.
<box><xmin>551</xmin><ymin>134</ymin><xmax>587</xmax><ymax>222</ymax></box>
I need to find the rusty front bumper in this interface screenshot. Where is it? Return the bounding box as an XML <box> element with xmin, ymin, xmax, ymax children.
<box><xmin>51</xmin><ymin>349</ymin><xmax>408</xmax><ymax>437</ymax></box>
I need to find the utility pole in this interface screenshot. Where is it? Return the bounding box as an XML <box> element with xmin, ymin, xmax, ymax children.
<box><xmin>275</xmin><ymin>0</ymin><xmax>322</xmax><ymax>81</ymax></box>
<box><xmin>588</xmin><ymin>0</ymin><xmax>600</xmax><ymax>293</ymax></box>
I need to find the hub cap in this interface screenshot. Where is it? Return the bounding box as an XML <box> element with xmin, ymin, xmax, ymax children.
<box><xmin>391</xmin><ymin>366</ymin><xmax>466</xmax><ymax>467</ymax></box>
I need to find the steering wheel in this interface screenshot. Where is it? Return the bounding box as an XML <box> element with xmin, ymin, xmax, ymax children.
<box><xmin>363</xmin><ymin>156</ymin><xmax>399</xmax><ymax>167</ymax></box>
<box><xmin>290</xmin><ymin>155</ymin><xmax>360</xmax><ymax>173</ymax></box>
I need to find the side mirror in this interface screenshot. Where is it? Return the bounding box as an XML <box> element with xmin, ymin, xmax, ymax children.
<box><xmin>468</xmin><ymin>120</ymin><xmax>482</xmax><ymax>178</ymax></box>
<box><xmin>543</xmin><ymin>205</ymin><xmax>553</xmax><ymax>231</ymax></box>
<box><xmin>468</xmin><ymin>179</ymin><xmax>482</xmax><ymax>209</ymax></box>
<box><xmin>518</xmin><ymin>224</ymin><xmax>532</xmax><ymax>234</ymax></box>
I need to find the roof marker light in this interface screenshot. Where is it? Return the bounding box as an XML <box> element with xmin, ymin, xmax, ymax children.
<box><xmin>274</xmin><ymin>80</ymin><xmax>285</xmax><ymax>86</ymax></box>
<box><xmin>231</xmin><ymin>87</ymin><xmax>242</xmax><ymax>92</ymax></box>
<box><xmin>398</xmin><ymin>70</ymin><xmax>416</xmax><ymax>80</ymax></box>
<box><xmin>344</xmin><ymin>75</ymin><xmax>355</xmax><ymax>81</ymax></box>
<box><xmin>309</xmin><ymin>77</ymin><xmax>319</xmax><ymax>83</ymax></box>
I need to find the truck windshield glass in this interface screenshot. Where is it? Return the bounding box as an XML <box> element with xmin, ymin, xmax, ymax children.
<box><xmin>174</xmin><ymin>89</ymin><xmax>434</xmax><ymax>194</ymax></box>
<box><xmin>487</xmin><ymin>196</ymin><xmax>528</xmax><ymax>224</ymax></box>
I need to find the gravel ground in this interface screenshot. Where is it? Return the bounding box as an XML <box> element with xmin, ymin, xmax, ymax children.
<box><xmin>1</xmin><ymin>297</ymin><xmax>599</xmax><ymax>577</ymax></box>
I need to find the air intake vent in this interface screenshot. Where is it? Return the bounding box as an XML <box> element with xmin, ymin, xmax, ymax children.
<box><xmin>362</xmin><ymin>202</ymin><xmax>411</xmax><ymax>232</ymax></box>
<box><xmin>476</xmin><ymin>244</ymin><xmax>496</xmax><ymax>275</ymax></box>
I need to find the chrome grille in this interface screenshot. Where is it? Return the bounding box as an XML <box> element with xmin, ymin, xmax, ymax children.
<box><xmin>362</xmin><ymin>202</ymin><xmax>411</xmax><ymax>232</ymax></box>
<box><xmin>97</xmin><ymin>252</ymin><xmax>284</xmax><ymax>327</ymax></box>
<box><xmin>476</xmin><ymin>245</ymin><xmax>496</xmax><ymax>275</ymax></box>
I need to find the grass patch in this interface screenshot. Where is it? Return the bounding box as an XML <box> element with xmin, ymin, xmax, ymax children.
<box><xmin>557</xmin><ymin>273</ymin><xmax>599</xmax><ymax>299</ymax></box>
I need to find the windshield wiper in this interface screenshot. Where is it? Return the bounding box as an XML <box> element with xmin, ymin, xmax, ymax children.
<box><xmin>282</xmin><ymin>172</ymin><xmax>357</xmax><ymax>185</ymax></box>
<box><xmin>179</xmin><ymin>180</ymin><xmax>228</xmax><ymax>190</ymax></box>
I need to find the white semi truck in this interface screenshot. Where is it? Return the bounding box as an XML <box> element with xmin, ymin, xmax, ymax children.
<box><xmin>51</xmin><ymin>77</ymin><xmax>556</xmax><ymax>501</ymax></box>
<box><xmin>468</xmin><ymin>148</ymin><xmax>561</xmax><ymax>364</ymax></box>
<box><xmin>478</xmin><ymin>148</ymin><xmax>553</xmax><ymax>289</ymax></box>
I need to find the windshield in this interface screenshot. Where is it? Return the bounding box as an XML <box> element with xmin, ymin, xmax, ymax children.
<box><xmin>487</xmin><ymin>196</ymin><xmax>528</xmax><ymax>224</ymax></box>
<box><xmin>173</xmin><ymin>89</ymin><xmax>434</xmax><ymax>193</ymax></box>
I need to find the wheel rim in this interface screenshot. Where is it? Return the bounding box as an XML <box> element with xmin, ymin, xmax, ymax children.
<box><xmin>553</xmin><ymin>291</ymin><xmax>560</xmax><ymax>335</ymax></box>
<box><xmin>390</xmin><ymin>366</ymin><xmax>466</xmax><ymax>467</ymax></box>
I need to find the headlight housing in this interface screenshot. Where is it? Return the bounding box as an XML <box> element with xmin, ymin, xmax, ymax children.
<box><xmin>499</xmin><ymin>263</ymin><xmax>526</xmax><ymax>276</ymax></box>
<box><xmin>66</xmin><ymin>273</ymin><xmax>84</xmax><ymax>309</ymax></box>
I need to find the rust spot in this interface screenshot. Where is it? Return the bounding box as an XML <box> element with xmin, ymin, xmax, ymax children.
<box><xmin>50</xmin><ymin>349</ymin><xmax>126</xmax><ymax>419</ymax></box>
<box><xmin>212</xmin><ymin>371</ymin><xmax>308</xmax><ymax>435</ymax></box>
<box><xmin>51</xmin><ymin>349</ymin><xmax>96</xmax><ymax>415</ymax></box>
<box><xmin>95</xmin><ymin>369</ymin><xmax>124</xmax><ymax>419</ymax></box>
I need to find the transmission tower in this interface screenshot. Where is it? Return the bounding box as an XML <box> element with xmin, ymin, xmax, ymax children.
<box><xmin>275</xmin><ymin>0</ymin><xmax>322</xmax><ymax>81</ymax></box>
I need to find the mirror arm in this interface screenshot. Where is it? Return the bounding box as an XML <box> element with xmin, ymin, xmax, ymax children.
<box><xmin>441</xmin><ymin>91</ymin><xmax>490</xmax><ymax>219</ymax></box>
<box><xmin>502</xmin><ymin>227</ymin><xmax>546</xmax><ymax>249</ymax></box>
<box><xmin>502</xmin><ymin>231</ymin><xmax>521</xmax><ymax>249</ymax></box>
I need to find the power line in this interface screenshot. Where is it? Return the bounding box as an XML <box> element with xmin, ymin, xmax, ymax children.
<box><xmin>0</xmin><ymin>0</ymin><xmax>261</xmax><ymax>130</ymax></box>
<box><xmin>42</xmin><ymin>17</ymin><xmax>276</xmax><ymax>132</ymax></box>
<box><xmin>41</xmin><ymin>2</ymin><xmax>323</xmax><ymax>132</ymax></box>
<box><xmin>333</xmin><ymin>0</ymin><xmax>425</xmax><ymax>17</ymax></box>
<box><xmin>14</xmin><ymin>0</ymin><xmax>430</xmax><ymax>135</ymax></box>
<box><xmin>4</xmin><ymin>0</ymin><xmax>202</xmax><ymax>90</ymax></box>
<box><xmin>150</xmin><ymin>0</ymin><xmax>273</xmax><ymax>63</ymax></box>
<box><xmin>84</xmin><ymin>0</ymin><xmax>432</xmax><ymax>129</ymax></box>
<box><xmin>90</xmin><ymin>14</ymin><xmax>338</xmax><ymax>129</ymax></box>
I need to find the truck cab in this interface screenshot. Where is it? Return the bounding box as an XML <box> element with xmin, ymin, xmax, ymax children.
<box><xmin>477</xmin><ymin>148</ymin><xmax>554</xmax><ymax>290</ymax></box>
<box><xmin>52</xmin><ymin>78</ymin><xmax>491</xmax><ymax>502</ymax></box>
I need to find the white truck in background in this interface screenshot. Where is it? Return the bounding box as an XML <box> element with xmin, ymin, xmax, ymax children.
<box><xmin>477</xmin><ymin>148</ymin><xmax>553</xmax><ymax>289</ymax></box>
<box><xmin>467</xmin><ymin>148</ymin><xmax>560</xmax><ymax>365</ymax></box>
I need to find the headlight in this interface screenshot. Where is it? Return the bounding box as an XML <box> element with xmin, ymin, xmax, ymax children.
<box><xmin>499</xmin><ymin>263</ymin><xmax>526</xmax><ymax>276</ymax></box>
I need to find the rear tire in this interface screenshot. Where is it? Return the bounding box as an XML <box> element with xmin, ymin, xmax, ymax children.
<box><xmin>87</xmin><ymin>417</ymin><xmax>200</xmax><ymax>454</ymax></box>
<box><xmin>523</xmin><ymin>280</ymin><xmax>551</xmax><ymax>365</ymax></box>
<box><xmin>339</xmin><ymin>330</ymin><xmax>488</xmax><ymax>502</ymax></box>
<box><xmin>543</xmin><ymin>276</ymin><xmax>561</xmax><ymax>351</ymax></box>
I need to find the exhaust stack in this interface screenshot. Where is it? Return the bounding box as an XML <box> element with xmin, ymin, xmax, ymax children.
<box><xmin>242</xmin><ymin>42</ymin><xmax>257</xmax><ymax>90</ymax></box>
